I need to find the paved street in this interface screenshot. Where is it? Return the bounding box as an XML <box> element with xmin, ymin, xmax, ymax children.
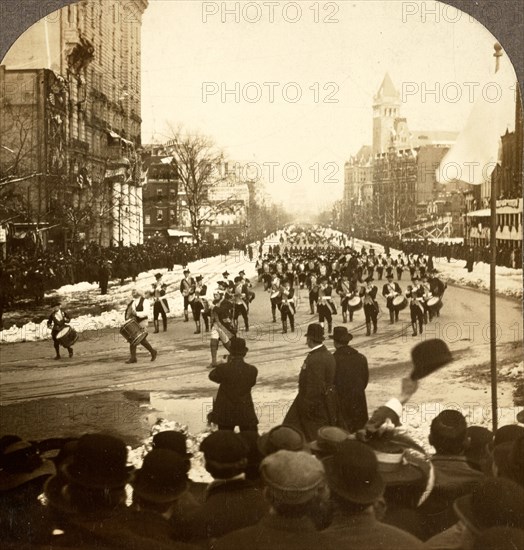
<box><xmin>1</xmin><ymin>277</ymin><xmax>521</xmax><ymax>445</ymax></box>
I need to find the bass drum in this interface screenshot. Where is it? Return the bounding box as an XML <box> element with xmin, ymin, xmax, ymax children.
<box><xmin>347</xmin><ymin>296</ymin><xmax>362</xmax><ymax>311</ymax></box>
<box><xmin>392</xmin><ymin>295</ymin><xmax>408</xmax><ymax>311</ymax></box>
<box><xmin>56</xmin><ymin>326</ymin><xmax>79</xmax><ymax>348</ymax></box>
<box><xmin>427</xmin><ymin>296</ymin><xmax>442</xmax><ymax>312</ymax></box>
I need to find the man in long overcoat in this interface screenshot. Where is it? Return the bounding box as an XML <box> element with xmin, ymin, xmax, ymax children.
<box><xmin>330</xmin><ymin>326</ymin><xmax>369</xmax><ymax>433</ymax></box>
<box><xmin>208</xmin><ymin>337</ymin><xmax>258</xmax><ymax>432</ymax></box>
<box><xmin>284</xmin><ymin>323</ymin><xmax>336</xmax><ymax>441</ymax></box>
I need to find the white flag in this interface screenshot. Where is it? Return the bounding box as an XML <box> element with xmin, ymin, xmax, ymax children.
<box><xmin>437</xmin><ymin>53</ymin><xmax>516</xmax><ymax>186</ymax></box>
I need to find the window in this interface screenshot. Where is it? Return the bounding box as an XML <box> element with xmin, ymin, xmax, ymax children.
<box><xmin>156</xmin><ymin>210</ymin><xmax>164</xmax><ymax>222</ymax></box>
<box><xmin>157</xmin><ymin>188</ymin><xmax>164</xmax><ymax>198</ymax></box>
<box><xmin>170</xmin><ymin>209</ymin><xmax>176</xmax><ymax>218</ymax></box>
<box><xmin>170</xmin><ymin>188</ymin><xmax>177</xmax><ymax>200</ymax></box>
<box><xmin>145</xmin><ymin>215</ymin><xmax>151</xmax><ymax>225</ymax></box>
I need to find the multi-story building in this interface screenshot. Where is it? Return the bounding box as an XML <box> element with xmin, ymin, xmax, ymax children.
<box><xmin>0</xmin><ymin>0</ymin><xmax>148</xmax><ymax>248</ymax></box>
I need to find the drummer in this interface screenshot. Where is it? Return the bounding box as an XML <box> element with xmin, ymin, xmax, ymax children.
<box><xmin>382</xmin><ymin>273</ymin><xmax>402</xmax><ymax>324</ymax></box>
<box><xmin>427</xmin><ymin>270</ymin><xmax>446</xmax><ymax>321</ymax></box>
<box><xmin>125</xmin><ymin>289</ymin><xmax>157</xmax><ymax>364</ymax></box>
<box><xmin>47</xmin><ymin>300</ymin><xmax>73</xmax><ymax>360</ymax></box>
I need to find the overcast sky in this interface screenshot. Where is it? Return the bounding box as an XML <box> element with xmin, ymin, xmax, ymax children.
<box><xmin>140</xmin><ymin>1</ymin><xmax>517</xmax><ymax>212</ymax></box>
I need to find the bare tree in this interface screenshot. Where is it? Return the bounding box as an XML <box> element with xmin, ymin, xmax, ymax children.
<box><xmin>164</xmin><ymin>126</ymin><xmax>242</xmax><ymax>244</ymax></box>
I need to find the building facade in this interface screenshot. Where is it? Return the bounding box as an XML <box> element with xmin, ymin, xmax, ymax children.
<box><xmin>0</xmin><ymin>0</ymin><xmax>148</xmax><ymax>248</ymax></box>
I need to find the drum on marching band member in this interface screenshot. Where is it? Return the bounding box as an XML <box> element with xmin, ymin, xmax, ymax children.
<box><xmin>269</xmin><ymin>273</ymin><xmax>282</xmax><ymax>323</ymax></box>
<box><xmin>307</xmin><ymin>272</ymin><xmax>320</xmax><ymax>315</ymax></box>
<box><xmin>124</xmin><ymin>289</ymin><xmax>157</xmax><ymax>363</ymax></box>
<box><xmin>152</xmin><ymin>273</ymin><xmax>169</xmax><ymax>333</ymax></box>
<box><xmin>180</xmin><ymin>269</ymin><xmax>195</xmax><ymax>323</ymax></box>
<box><xmin>317</xmin><ymin>277</ymin><xmax>336</xmax><ymax>336</ymax></box>
<box><xmin>279</xmin><ymin>279</ymin><xmax>296</xmax><ymax>334</ymax></box>
<box><xmin>190</xmin><ymin>275</ymin><xmax>209</xmax><ymax>334</ymax></box>
<box><xmin>233</xmin><ymin>276</ymin><xmax>250</xmax><ymax>332</ymax></box>
<box><xmin>47</xmin><ymin>300</ymin><xmax>73</xmax><ymax>360</ymax></box>
<box><xmin>209</xmin><ymin>284</ymin><xmax>236</xmax><ymax>367</ymax></box>
<box><xmin>360</xmin><ymin>276</ymin><xmax>379</xmax><ymax>336</ymax></box>
<box><xmin>406</xmin><ymin>276</ymin><xmax>425</xmax><ymax>337</ymax></box>
<box><xmin>382</xmin><ymin>273</ymin><xmax>402</xmax><ymax>324</ymax></box>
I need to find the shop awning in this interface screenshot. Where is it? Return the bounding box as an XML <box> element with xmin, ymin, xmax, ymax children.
<box><xmin>167</xmin><ymin>229</ymin><xmax>193</xmax><ymax>238</ymax></box>
<box><xmin>467</xmin><ymin>205</ymin><xmax>522</xmax><ymax>217</ymax></box>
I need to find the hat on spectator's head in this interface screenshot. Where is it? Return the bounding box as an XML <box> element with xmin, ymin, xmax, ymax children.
<box><xmin>494</xmin><ymin>425</ymin><xmax>524</xmax><ymax>447</ymax></box>
<box><xmin>64</xmin><ymin>434</ymin><xmax>130</xmax><ymax>488</ymax></box>
<box><xmin>517</xmin><ymin>410</ymin><xmax>524</xmax><ymax>424</ymax></box>
<box><xmin>0</xmin><ymin>440</ymin><xmax>56</xmax><ymax>491</ymax></box>
<box><xmin>305</xmin><ymin>323</ymin><xmax>324</xmax><ymax>343</ymax></box>
<box><xmin>132</xmin><ymin>449</ymin><xmax>187</xmax><ymax>503</ymax></box>
<box><xmin>200</xmin><ymin>431</ymin><xmax>248</xmax><ymax>471</ymax></box>
<box><xmin>229</xmin><ymin>337</ymin><xmax>249</xmax><ymax>356</ymax></box>
<box><xmin>257</xmin><ymin>425</ymin><xmax>308</xmax><ymax>456</ymax></box>
<box><xmin>329</xmin><ymin>326</ymin><xmax>353</xmax><ymax>344</ymax></box>
<box><xmin>454</xmin><ymin>478</ymin><xmax>524</xmax><ymax>537</ymax></box>
<box><xmin>410</xmin><ymin>339</ymin><xmax>452</xmax><ymax>380</ymax></box>
<box><xmin>323</xmin><ymin>439</ymin><xmax>385</xmax><ymax>504</ymax></box>
<box><xmin>152</xmin><ymin>430</ymin><xmax>192</xmax><ymax>458</ymax></box>
<box><xmin>310</xmin><ymin>426</ymin><xmax>351</xmax><ymax>456</ymax></box>
<box><xmin>155</xmin><ymin>273</ymin><xmax>162</xmax><ymax>279</ymax></box>
<box><xmin>261</xmin><ymin>450</ymin><xmax>325</xmax><ymax>505</ymax></box>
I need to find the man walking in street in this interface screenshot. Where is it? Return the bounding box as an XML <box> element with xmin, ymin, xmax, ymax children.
<box><xmin>330</xmin><ymin>326</ymin><xmax>369</xmax><ymax>433</ymax></box>
<box><xmin>284</xmin><ymin>323</ymin><xmax>337</xmax><ymax>441</ymax></box>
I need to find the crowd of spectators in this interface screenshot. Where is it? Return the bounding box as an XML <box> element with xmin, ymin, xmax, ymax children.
<box><xmin>1</xmin><ymin>401</ymin><xmax>523</xmax><ymax>548</ymax></box>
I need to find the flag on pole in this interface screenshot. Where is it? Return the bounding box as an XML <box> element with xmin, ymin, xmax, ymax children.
<box><xmin>436</xmin><ymin>51</ymin><xmax>516</xmax><ymax>186</ymax></box>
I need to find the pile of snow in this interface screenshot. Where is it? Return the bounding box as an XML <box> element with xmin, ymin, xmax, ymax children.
<box><xmin>500</xmin><ymin>361</ymin><xmax>524</xmax><ymax>379</ymax></box>
<box><xmin>0</xmin><ymin>248</ymin><xmax>259</xmax><ymax>345</ymax></box>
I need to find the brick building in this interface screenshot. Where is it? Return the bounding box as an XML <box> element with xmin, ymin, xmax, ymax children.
<box><xmin>0</xmin><ymin>0</ymin><xmax>148</xmax><ymax>248</ymax></box>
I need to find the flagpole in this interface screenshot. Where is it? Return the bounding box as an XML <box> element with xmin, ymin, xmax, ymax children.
<box><xmin>490</xmin><ymin>42</ymin><xmax>502</xmax><ymax>431</ymax></box>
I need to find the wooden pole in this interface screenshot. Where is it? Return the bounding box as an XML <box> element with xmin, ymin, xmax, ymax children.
<box><xmin>490</xmin><ymin>42</ymin><xmax>503</xmax><ymax>431</ymax></box>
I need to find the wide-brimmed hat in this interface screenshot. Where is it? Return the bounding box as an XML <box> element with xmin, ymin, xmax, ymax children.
<box><xmin>0</xmin><ymin>440</ymin><xmax>56</xmax><ymax>491</ymax></box>
<box><xmin>323</xmin><ymin>439</ymin><xmax>385</xmax><ymax>504</ymax></box>
<box><xmin>257</xmin><ymin>425</ymin><xmax>308</xmax><ymax>456</ymax></box>
<box><xmin>132</xmin><ymin>449</ymin><xmax>188</xmax><ymax>503</ymax></box>
<box><xmin>454</xmin><ymin>478</ymin><xmax>524</xmax><ymax>537</ymax></box>
<box><xmin>261</xmin><ymin>450</ymin><xmax>325</xmax><ymax>505</ymax></box>
<box><xmin>229</xmin><ymin>337</ymin><xmax>249</xmax><ymax>356</ymax></box>
<box><xmin>152</xmin><ymin>430</ymin><xmax>193</xmax><ymax>459</ymax></box>
<box><xmin>410</xmin><ymin>339</ymin><xmax>453</xmax><ymax>380</ymax></box>
<box><xmin>305</xmin><ymin>323</ymin><xmax>324</xmax><ymax>343</ymax></box>
<box><xmin>64</xmin><ymin>434</ymin><xmax>130</xmax><ymax>489</ymax></box>
<box><xmin>329</xmin><ymin>326</ymin><xmax>353</xmax><ymax>344</ymax></box>
<box><xmin>310</xmin><ymin>426</ymin><xmax>351</xmax><ymax>455</ymax></box>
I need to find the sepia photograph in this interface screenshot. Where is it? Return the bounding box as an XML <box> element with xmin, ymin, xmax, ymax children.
<box><xmin>0</xmin><ymin>0</ymin><xmax>523</xmax><ymax>547</ymax></box>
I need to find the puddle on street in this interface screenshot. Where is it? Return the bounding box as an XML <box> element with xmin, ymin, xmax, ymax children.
<box><xmin>0</xmin><ymin>386</ymin><xmax>300</xmax><ymax>445</ymax></box>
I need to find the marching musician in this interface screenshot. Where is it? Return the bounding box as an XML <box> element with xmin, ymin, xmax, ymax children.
<box><xmin>221</xmin><ymin>271</ymin><xmax>235</xmax><ymax>293</ymax></box>
<box><xmin>239</xmin><ymin>270</ymin><xmax>255</xmax><ymax>305</ymax></box>
<box><xmin>317</xmin><ymin>277</ymin><xmax>336</xmax><ymax>336</ymax></box>
<box><xmin>209</xmin><ymin>284</ymin><xmax>236</xmax><ymax>367</ymax></box>
<box><xmin>420</xmin><ymin>273</ymin><xmax>432</xmax><ymax>324</ymax></box>
<box><xmin>336</xmin><ymin>273</ymin><xmax>353</xmax><ymax>323</ymax></box>
<box><xmin>180</xmin><ymin>269</ymin><xmax>195</xmax><ymax>323</ymax></box>
<box><xmin>124</xmin><ymin>289</ymin><xmax>157</xmax><ymax>363</ymax></box>
<box><xmin>360</xmin><ymin>276</ymin><xmax>379</xmax><ymax>336</ymax></box>
<box><xmin>427</xmin><ymin>270</ymin><xmax>446</xmax><ymax>321</ymax></box>
<box><xmin>152</xmin><ymin>272</ymin><xmax>169</xmax><ymax>333</ymax></box>
<box><xmin>269</xmin><ymin>273</ymin><xmax>282</xmax><ymax>323</ymax></box>
<box><xmin>279</xmin><ymin>279</ymin><xmax>295</xmax><ymax>334</ymax></box>
<box><xmin>406</xmin><ymin>276</ymin><xmax>425</xmax><ymax>337</ymax></box>
<box><xmin>307</xmin><ymin>272</ymin><xmax>319</xmax><ymax>315</ymax></box>
<box><xmin>396</xmin><ymin>254</ymin><xmax>405</xmax><ymax>280</ymax></box>
<box><xmin>190</xmin><ymin>275</ymin><xmax>209</xmax><ymax>334</ymax></box>
<box><xmin>47</xmin><ymin>300</ymin><xmax>73</xmax><ymax>360</ymax></box>
<box><xmin>382</xmin><ymin>273</ymin><xmax>402</xmax><ymax>324</ymax></box>
<box><xmin>376</xmin><ymin>254</ymin><xmax>384</xmax><ymax>280</ymax></box>
<box><xmin>297</xmin><ymin>259</ymin><xmax>307</xmax><ymax>288</ymax></box>
<box><xmin>233</xmin><ymin>276</ymin><xmax>250</xmax><ymax>332</ymax></box>
<box><xmin>285</xmin><ymin>259</ymin><xmax>296</xmax><ymax>288</ymax></box>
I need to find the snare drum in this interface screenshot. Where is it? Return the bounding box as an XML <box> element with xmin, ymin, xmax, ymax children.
<box><xmin>120</xmin><ymin>319</ymin><xmax>147</xmax><ymax>346</ymax></box>
<box><xmin>392</xmin><ymin>295</ymin><xmax>408</xmax><ymax>311</ymax></box>
<box><xmin>426</xmin><ymin>296</ymin><xmax>441</xmax><ymax>311</ymax></box>
<box><xmin>56</xmin><ymin>326</ymin><xmax>78</xmax><ymax>348</ymax></box>
<box><xmin>347</xmin><ymin>296</ymin><xmax>362</xmax><ymax>311</ymax></box>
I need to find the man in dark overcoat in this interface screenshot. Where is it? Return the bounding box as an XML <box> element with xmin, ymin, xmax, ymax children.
<box><xmin>330</xmin><ymin>326</ymin><xmax>369</xmax><ymax>433</ymax></box>
<box><xmin>208</xmin><ymin>337</ymin><xmax>258</xmax><ymax>432</ymax></box>
<box><xmin>283</xmin><ymin>323</ymin><xmax>336</xmax><ymax>441</ymax></box>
